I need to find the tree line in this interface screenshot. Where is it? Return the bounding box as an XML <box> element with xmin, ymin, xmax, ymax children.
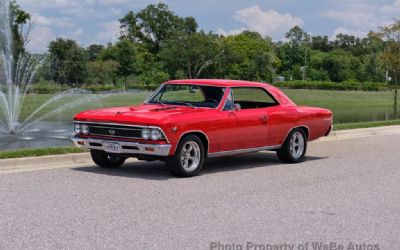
<box><xmin>9</xmin><ymin>2</ymin><xmax>400</xmax><ymax>91</ymax></box>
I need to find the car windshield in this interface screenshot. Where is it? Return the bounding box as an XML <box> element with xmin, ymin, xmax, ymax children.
<box><xmin>148</xmin><ymin>84</ymin><xmax>225</xmax><ymax>108</ymax></box>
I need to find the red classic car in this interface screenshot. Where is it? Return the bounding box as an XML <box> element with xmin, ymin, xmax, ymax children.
<box><xmin>73</xmin><ymin>79</ymin><xmax>332</xmax><ymax>177</ymax></box>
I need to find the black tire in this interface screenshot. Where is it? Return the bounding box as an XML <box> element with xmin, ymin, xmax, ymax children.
<box><xmin>90</xmin><ymin>150</ymin><xmax>126</xmax><ymax>168</ymax></box>
<box><xmin>277</xmin><ymin>128</ymin><xmax>307</xmax><ymax>163</ymax></box>
<box><xmin>166</xmin><ymin>135</ymin><xmax>205</xmax><ymax>177</ymax></box>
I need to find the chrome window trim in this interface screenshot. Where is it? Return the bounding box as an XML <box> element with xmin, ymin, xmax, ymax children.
<box><xmin>230</xmin><ymin>86</ymin><xmax>281</xmax><ymax>106</ymax></box>
<box><xmin>221</xmin><ymin>88</ymin><xmax>234</xmax><ymax>111</ymax></box>
<box><xmin>144</xmin><ymin>85</ymin><xmax>164</xmax><ymax>104</ymax></box>
<box><xmin>144</xmin><ymin>83</ymin><xmax>225</xmax><ymax>109</ymax></box>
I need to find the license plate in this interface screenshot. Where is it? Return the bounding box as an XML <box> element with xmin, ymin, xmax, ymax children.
<box><xmin>103</xmin><ymin>142</ymin><xmax>121</xmax><ymax>154</ymax></box>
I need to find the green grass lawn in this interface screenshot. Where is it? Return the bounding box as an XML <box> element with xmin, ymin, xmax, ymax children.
<box><xmin>14</xmin><ymin>89</ymin><xmax>399</xmax><ymax>124</ymax></box>
<box><xmin>283</xmin><ymin>89</ymin><xmax>397</xmax><ymax>123</ymax></box>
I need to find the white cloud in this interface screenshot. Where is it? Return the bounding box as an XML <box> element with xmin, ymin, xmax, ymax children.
<box><xmin>26</xmin><ymin>26</ymin><xmax>56</xmax><ymax>53</ymax></box>
<box><xmin>98</xmin><ymin>0</ymin><xmax>130</xmax><ymax>5</ymax></box>
<box><xmin>72</xmin><ymin>28</ymin><xmax>84</xmax><ymax>37</ymax></box>
<box><xmin>219</xmin><ymin>5</ymin><xmax>304</xmax><ymax>40</ymax></box>
<box><xmin>20</xmin><ymin>0</ymin><xmax>134</xmax><ymax>9</ymax></box>
<box><xmin>324</xmin><ymin>10</ymin><xmax>376</xmax><ymax>30</ymax></box>
<box><xmin>19</xmin><ymin>0</ymin><xmax>92</xmax><ymax>10</ymax></box>
<box><xmin>324</xmin><ymin>0</ymin><xmax>400</xmax><ymax>32</ymax></box>
<box><xmin>31</xmin><ymin>13</ymin><xmax>75</xmax><ymax>28</ymax></box>
<box><xmin>215</xmin><ymin>28</ymin><xmax>245</xmax><ymax>36</ymax></box>
<box><xmin>94</xmin><ymin>21</ymin><xmax>121</xmax><ymax>44</ymax></box>
<box><xmin>330</xmin><ymin>27</ymin><xmax>367</xmax><ymax>40</ymax></box>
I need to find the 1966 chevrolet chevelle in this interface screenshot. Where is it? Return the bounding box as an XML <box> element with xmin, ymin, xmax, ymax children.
<box><xmin>73</xmin><ymin>79</ymin><xmax>332</xmax><ymax>177</ymax></box>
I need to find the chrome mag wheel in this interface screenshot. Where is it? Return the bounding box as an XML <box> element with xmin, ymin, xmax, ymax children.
<box><xmin>180</xmin><ymin>141</ymin><xmax>201</xmax><ymax>172</ymax></box>
<box><xmin>289</xmin><ymin>131</ymin><xmax>305</xmax><ymax>159</ymax></box>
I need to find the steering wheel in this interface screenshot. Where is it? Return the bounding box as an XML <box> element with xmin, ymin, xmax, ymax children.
<box><xmin>207</xmin><ymin>98</ymin><xmax>219</xmax><ymax>104</ymax></box>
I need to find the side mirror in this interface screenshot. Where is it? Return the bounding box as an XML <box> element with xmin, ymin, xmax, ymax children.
<box><xmin>234</xmin><ymin>103</ymin><xmax>241</xmax><ymax>112</ymax></box>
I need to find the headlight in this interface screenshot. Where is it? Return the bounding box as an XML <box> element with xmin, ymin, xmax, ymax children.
<box><xmin>150</xmin><ymin>129</ymin><xmax>162</xmax><ymax>141</ymax></box>
<box><xmin>142</xmin><ymin>128</ymin><xmax>150</xmax><ymax>140</ymax></box>
<box><xmin>81</xmin><ymin>124</ymin><xmax>89</xmax><ymax>135</ymax></box>
<box><xmin>74</xmin><ymin>123</ymin><xmax>81</xmax><ymax>134</ymax></box>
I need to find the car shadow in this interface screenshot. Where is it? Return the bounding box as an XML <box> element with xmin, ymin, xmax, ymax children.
<box><xmin>201</xmin><ymin>152</ymin><xmax>326</xmax><ymax>175</ymax></box>
<box><xmin>72</xmin><ymin>152</ymin><xmax>327</xmax><ymax>180</ymax></box>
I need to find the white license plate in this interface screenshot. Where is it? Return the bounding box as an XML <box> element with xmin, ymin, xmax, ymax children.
<box><xmin>103</xmin><ymin>142</ymin><xmax>121</xmax><ymax>153</ymax></box>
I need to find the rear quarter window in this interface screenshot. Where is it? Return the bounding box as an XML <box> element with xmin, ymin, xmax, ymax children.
<box><xmin>232</xmin><ymin>87</ymin><xmax>278</xmax><ymax>109</ymax></box>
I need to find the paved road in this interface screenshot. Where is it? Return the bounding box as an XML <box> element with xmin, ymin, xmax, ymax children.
<box><xmin>1</xmin><ymin>133</ymin><xmax>400</xmax><ymax>250</ymax></box>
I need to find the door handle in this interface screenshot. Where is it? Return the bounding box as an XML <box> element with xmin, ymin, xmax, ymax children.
<box><xmin>260</xmin><ymin>115</ymin><xmax>268</xmax><ymax>123</ymax></box>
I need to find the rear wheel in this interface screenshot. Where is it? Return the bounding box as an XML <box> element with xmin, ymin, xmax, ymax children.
<box><xmin>91</xmin><ymin>150</ymin><xmax>126</xmax><ymax>168</ymax></box>
<box><xmin>277</xmin><ymin>128</ymin><xmax>307</xmax><ymax>163</ymax></box>
<box><xmin>166</xmin><ymin>135</ymin><xmax>205</xmax><ymax>177</ymax></box>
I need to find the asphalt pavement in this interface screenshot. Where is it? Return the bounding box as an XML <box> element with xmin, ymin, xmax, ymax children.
<box><xmin>1</xmin><ymin>127</ymin><xmax>400</xmax><ymax>250</ymax></box>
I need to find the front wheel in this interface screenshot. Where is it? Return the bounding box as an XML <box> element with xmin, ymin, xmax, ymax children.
<box><xmin>277</xmin><ymin>128</ymin><xmax>307</xmax><ymax>163</ymax></box>
<box><xmin>166</xmin><ymin>135</ymin><xmax>205</xmax><ymax>177</ymax></box>
<box><xmin>91</xmin><ymin>150</ymin><xmax>126</xmax><ymax>168</ymax></box>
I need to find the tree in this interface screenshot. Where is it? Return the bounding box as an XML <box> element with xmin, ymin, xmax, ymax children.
<box><xmin>87</xmin><ymin>60</ymin><xmax>118</xmax><ymax>85</ymax></box>
<box><xmin>135</xmin><ymin>49</ymin><xmax>170</xmax><ymax>85</ymax></box>
<box><xmin>311</xmin><ymin>36</ymin><xmax>331</xmax><ymax>52</ymax></box>
<box><xmin>219</xmin><ymin>31</ymin><xmax>274</xmax><ymax>81</ymax></box>
<box><xmin>115</xmin><ymin>39</ymin><xmax>136</xmax><ymax>90</ymax></box>
<box><xmin>120</xmin><ymin>3</ymin><xmax>198</xmax><ymax>53</ymax></box>
<box><xmin>159</xmin><ymin>32</ymin><xmax>221</xmax><ymax>79</ymax></box>
<box><xmin>285</xmin><ymin>26</ymin><xmax>310</xmax><ymax>46</ymax></box>
<box><xmin>379</xmin><ymin>20</ymin><xmax>400</xmax><ymax>115</ymax></box>
<box><xmin>285</xmin><ymin>26</ymin><xmax>311</xmax><ymax>81</ymax></box>
<box><xmin>48</xmin><ymin>38</ymin><xmax>87</xmax><ymax>85</ymax></box>
<box><xmin>86</xmin><ymin>44</ymin><xmax>104</xmax><ymax>61</ymax></box>
<box><xmin>9</xmin><ymin>1</ymin><xmax>32</xmax><ymax>65</ymax></box>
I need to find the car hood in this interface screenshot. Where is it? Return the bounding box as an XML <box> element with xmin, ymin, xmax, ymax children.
<box><xmin>74</xmin><ymin>104</ymin><xmax>204</xmax><ymax>125</ymax></box>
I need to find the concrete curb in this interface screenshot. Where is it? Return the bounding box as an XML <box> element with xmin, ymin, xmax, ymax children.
<box><xmin>319</xmin><ymin>125</ymin><xmax>400</xmax><ymax>142</ymax></box>
<box><xmin>1</xmin><ymin>125</ymin><xmax>399</xmax><ymax>174</ymax></box>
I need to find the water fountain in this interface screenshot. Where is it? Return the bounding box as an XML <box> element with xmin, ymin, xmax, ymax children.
<box><xmin>0</xmin><ymin>1</ymin><xmax>111</xmax><ymax>150</ymax></box>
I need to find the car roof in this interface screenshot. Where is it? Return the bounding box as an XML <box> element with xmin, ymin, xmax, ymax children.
<box><xmin>165</xmin><ymin>79</ymin><xmax>273</xmax><ymax>88</ymax></box>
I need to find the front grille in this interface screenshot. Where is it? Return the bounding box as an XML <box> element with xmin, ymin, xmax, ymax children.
<box><xmin>88</xmin><ymin>124</ymin><xmax>143</xmax><ymax>139</ymax></box>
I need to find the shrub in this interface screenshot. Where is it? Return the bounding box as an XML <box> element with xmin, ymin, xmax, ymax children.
<box><xmin>273</xmin><ymin>81</ymin><xmax>387</xmax><ymax>91</ymax></box>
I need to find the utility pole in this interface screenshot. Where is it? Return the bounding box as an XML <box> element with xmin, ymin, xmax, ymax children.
<box><xmin>302</xmin><ymin>48</ymin><xmax>308</xmax><ymax>81</ymax></box>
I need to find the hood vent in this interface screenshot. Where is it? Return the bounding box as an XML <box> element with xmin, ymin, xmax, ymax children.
<box><xmin>150</xmin><ymin>107</ymin><xmax>178</xmax><ymax>112</ymax></box>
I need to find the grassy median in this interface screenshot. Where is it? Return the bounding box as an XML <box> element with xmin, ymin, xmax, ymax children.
<box><xmin>0</xmin><ymin>147</ymin><xmax>86</xmax><ymax>160</ymax></box>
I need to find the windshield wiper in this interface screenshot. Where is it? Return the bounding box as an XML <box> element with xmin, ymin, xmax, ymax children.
<box><xmin>172</xmin><ymin>101</ymin><xmax>197</xmax><ymax>109</ymax></box>
<box><xmin>155</xmin><ymin>100</ymin><xmax>166</xmax><ymax>106</ymax></box>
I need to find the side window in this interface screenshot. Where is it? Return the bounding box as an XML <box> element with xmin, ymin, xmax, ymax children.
<box><xmin>232</xmin><ymin>87</ymin><xmax>278</xmax><ymax>109</ymax></box>
<box><xmin>223</xmin><ymin>90</ymin><xmax>234</xmax><ymax>110</ymax></box>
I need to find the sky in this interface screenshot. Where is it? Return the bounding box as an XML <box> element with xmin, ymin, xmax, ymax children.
<box><xmin>17</xmin><ymin>0</ymin><xmax>400</xmax><ymax>53</ymax></box>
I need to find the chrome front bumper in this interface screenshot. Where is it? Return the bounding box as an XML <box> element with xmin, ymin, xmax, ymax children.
<box><xmin>72</xmin><ymin>137</ymin><xmax>171</xmax><ymax>156</ymax></box>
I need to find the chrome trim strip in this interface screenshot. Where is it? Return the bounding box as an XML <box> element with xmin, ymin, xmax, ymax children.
<box><xmin>207</xmin><ymin>145</ymin><xmax>281</xmax><ymax>158</ymax></box>
<box><xmin>176</xmin><ymin>130</ymin><xmax>210</xmax><ymax>155</ymax></box>
<box><xmin>144</xmin><ymin>83</ymin><xmax>224</xmax><ymax>110</ymax></box>
<box><xmin>89</xmin><ymin>134</ymin><xmax>143</xmax><ymax>140</ymax></box>
<box><xmin>72</xmin><ymin>137</ymin><xmax>171</xmax><ymax>156</ymax></box>
<box><xmin>74</xmin><ymin>121</ymin><xmax>155</xmax><ymax>128</ymax></box>
<box><xmin>144</xmin><ymin>84</ymin><xmax>164</xmax><ymax>104</ymax></box>
<box><xmin>88</xmin><ymin>125</ymin><xmax>142</xmax><ymax>131</ymax></box>
<box><xmin>282</xmin><ymin>125</ymin><xmax>310</xmax><ymax>142</ymax></box>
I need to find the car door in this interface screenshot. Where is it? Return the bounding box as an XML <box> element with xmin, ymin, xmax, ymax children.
<box><xmin>230</xmin><ymin>87</ymin><xmax>270</xmax><ymax>149</ymax></box>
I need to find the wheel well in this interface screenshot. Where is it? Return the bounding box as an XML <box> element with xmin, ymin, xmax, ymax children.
<box><xmin>297</xmin><ymin>126</ymin><xmax>309</xmax><ymax>140</ymax></box>
<box><xmin>180</xmin><ymin>132</ymin><xmax>209</xmax><ymax>156</ymax></box>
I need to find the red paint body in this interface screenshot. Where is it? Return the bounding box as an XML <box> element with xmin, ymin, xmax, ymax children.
<box><xmin>74</xmin><ymin>80</ymin><xmax>332</xmax><ymax>156</ymax></box>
